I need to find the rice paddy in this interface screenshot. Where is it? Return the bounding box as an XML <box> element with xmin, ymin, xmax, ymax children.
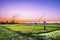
<box><xmin>0</xmin><ymin>23</ymin><xmax>60</xmax><ymax>40</ymax></box>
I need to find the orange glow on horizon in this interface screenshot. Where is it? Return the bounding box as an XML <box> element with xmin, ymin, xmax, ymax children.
<box><xmin>0</xmin><ymin>17</ymin><xmax>60</xmax><ymax>23</ymax></box>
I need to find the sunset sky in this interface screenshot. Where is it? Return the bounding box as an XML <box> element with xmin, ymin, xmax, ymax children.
<box><xmin>0</xmin><ymin>0</ymin><xmax>60</xmax><ymax>22</ymax></box>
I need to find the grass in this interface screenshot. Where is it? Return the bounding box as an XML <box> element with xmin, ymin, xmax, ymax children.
<box><xmin>0</xmin><ymin>23</ymin><xmax>60</xmax><ymax>40</ymax></box>
<box><xmin>0</xmin><ymin>23</ymin><xmax>60</xmax><ymax>33</ymax></box>
<box><xmin>0</xmin><ymin>27</ymin><xmax>22</xmax><ymax>40</ymax></box>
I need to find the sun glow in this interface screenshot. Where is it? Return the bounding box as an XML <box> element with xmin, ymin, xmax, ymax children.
<box><xmin>0</xmin><ymin>0</ymin><xmax>60</xmax><ymax>23</ymax></box>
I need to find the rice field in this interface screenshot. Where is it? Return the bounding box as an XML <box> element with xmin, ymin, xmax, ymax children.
<box><xmin>0</xmin><ymin>23</ymin><xmax>60</xmax><ymax>32</ymax></box>
<box><xmin>0</xmin><ymin>23</ymin><xmax>60</xmax><ymax>40</ymax></box>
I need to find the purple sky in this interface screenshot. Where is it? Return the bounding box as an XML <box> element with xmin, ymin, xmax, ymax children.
<box><xmin>0</xmin><ymin>0</ymin><xmax>60</xmax><ymax>22</ymax></box>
